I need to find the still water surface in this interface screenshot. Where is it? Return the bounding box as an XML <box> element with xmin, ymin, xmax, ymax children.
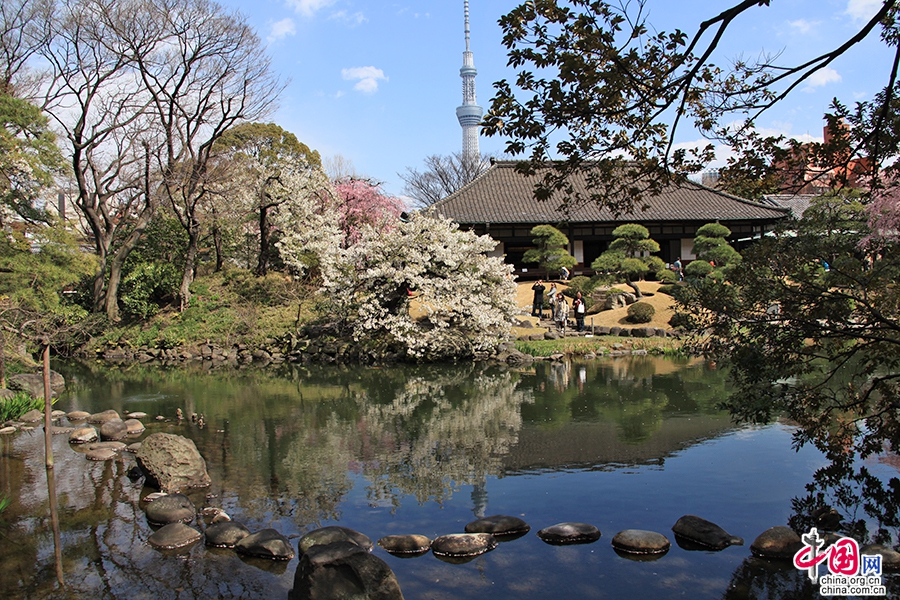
<box><xmin>0</xmin><ymin>357</ymin><xmax>881</xmax><ymax>598</ymax></box>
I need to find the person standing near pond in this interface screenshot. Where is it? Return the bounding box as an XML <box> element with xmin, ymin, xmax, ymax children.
<box><xmin>531</xmin><ymin>280</ymin><xmax>546</xmax><ymax>317</ymax></box>
<box><xmin>572</xmin><ymin>291</ymin><xmax>586</xmax><ymax>332</ymax></box>
<box><xmin>554</xmin><ymin>292</ymin><xmax>569</xmax><ymax>331</ymax></box>
<box><xmin>547</xmin><ymin>283</ymin><xmax>558</xmax><ymax>319</ymax></box>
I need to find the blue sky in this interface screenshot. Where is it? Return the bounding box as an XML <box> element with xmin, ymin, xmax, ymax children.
<box><xmin>218</xmin><ymin>0</ymin><xmax>894</xmax><ymax>198</ymax></box>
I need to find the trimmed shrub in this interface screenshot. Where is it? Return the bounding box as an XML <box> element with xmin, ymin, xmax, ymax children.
<box><xmin>669</xmin><ymin>311</ymin><xmax>694</xmax><ymax>330</ymax></box>
<box><xmin>656</xmin><ymin>283</ymin><xmax>681</xmax><ymax>298</ymax></box>
<box><xmin>657</xmin><ymin>269</ymin><xmax>678</xmax><ymax>283</ymax></box>
<box><xmin>627</xmin><ymin>302</ymin><xmax>655</xmax><ymax>323</ymax></box>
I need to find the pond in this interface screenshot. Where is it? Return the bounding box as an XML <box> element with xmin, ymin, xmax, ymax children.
<box><xmin>0</xmin><ymin>357</ymin><xmax>896</xmax><ymax>599</ymax></box>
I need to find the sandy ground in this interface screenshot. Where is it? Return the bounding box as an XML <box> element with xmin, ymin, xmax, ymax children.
<box><xmin>515</xmin><ymin>280</ymin><xmax>676</xmax><ymax>330</ymax></box>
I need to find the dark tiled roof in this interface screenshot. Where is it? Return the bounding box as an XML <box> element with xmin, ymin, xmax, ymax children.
<box><xmin>761</xmin><ymin>194</ymin><xmax>818</xmax><ymax>218</ymax></box>
<box><xmin>433</xmin><ymin>161</ymin><xmax>789</xmax><ymax>224</ymax></box>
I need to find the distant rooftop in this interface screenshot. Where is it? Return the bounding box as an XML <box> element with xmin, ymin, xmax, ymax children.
<box><xmin>761</xmin><ymin>194</ymin><xmax>819</xmax><ymax>218</ymax></box>
<box><xmin>433</xmin><ymin>161</ymin><xmax>789</xmax><ymax>224</ymax></box>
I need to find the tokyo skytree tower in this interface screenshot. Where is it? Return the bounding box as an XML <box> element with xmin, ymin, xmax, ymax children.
<box><xmin>456</xmin><ymin>1</ymin><xmax>483</xmax><ymax>164</ymax></box>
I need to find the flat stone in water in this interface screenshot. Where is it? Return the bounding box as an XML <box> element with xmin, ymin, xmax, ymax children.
<box><xmin>85</xmin><ymin>448</ymin><xmax>118</xmax><ymax>461</ymax></box>
<box><xmin>67</xmin><ymin>411</ymin><xmax>90</xmax><ymax>421</ymax></box>
<box><xmin>48</xmin><ymin>425</ymin><xmax>75</xmax><ymax>435</ymax></box>
<box><xmin>672</xmin><ymin>515</ymin><xmax>744</xmax><ymax>551</ymax></box>
<box><xmin>123</xmin><ymin>419</ymin><xmax>145</xmax><ymax>434</ymax></box>
<box><xmin>51</xmin><ymin>410</ymin><xmax>67</xmax><ymax>419</ymax></box>
<box><xmin>611</xmin><ymin>529</ymin><xmax>671</xmax><ymax>555</ymax></box>
<box><xmin>750</xmin><ymin>526</ymin><xmax>802</xmax><ymax>559</ymax></box>
<box><xmin>861</xmin><ymin>544</ymin><xmax>900</xmax><ymax>571</ymax></box>
<box><xmin>377</xmin><ymin>534</ymin><xmax>432</xmax><ymax>555</ymax></box>
<box><xmin>298</xmin><ymin>526</ymin><xmax>373</xmax><ymax>554</ymax></box>
<box><xmin>235</xmin><ymin>528</ymin><xmax>295</xmax><ymax>560</ymax></box>
<box><xmin>205</xmin><ymin>521</ymin><xmax>251</xmax><ymax>548</ymax></box>
<box><xmin>86</xmin><ymin>441</ymin><xmax>126</xmax><ymax>452</ymax></box>
<box><xmin>0</xmin><ymin>426</ymin><xmax>17</xmax><ymax>435</ymax></box>
<box><xmin>124</xmin><ymin>442</ymin><xmax>142</xmax><ymax>453</ymax></box>
<box><xmin>431</xmin><ymin>533</ymin><xmax>497</xmax><ymax>558</ymax></box>
<box><xmin>290</xmin><ymin>541</ymin><xmax>404</xmax><ymax>600</ymax></box>
<box><xmin>69</xmin><ymin>426</ymin><xmax>98</xmax><ymax>444</ymax></box>
<box><xmin>88</xmin><ymin>410</ymin><xmax>121</xmax><ymax>424</ymax></box>
<box><xmin>19</xmin><ymin>409</ymin><xmax>43</xmax><ymax>423</ymax></box>
<box><xmin>537</xmin><ymin>522</ymin><xmax>602</xmax><ymax>545</ymax></box>
<box><xmin>127</xmin><ymin>412</ymin><xmax>148</xmax><ymax>419</ymax></box>
<box><xmin>144</xmin><ymin>493</ymin><xmax>196</xmax><ymax>525</ymax></box>
<box><xmin>465</xmin><ymin>515</ymin><xmax>531</xmax><ymax>537</ymax></box>
<box><xmin>148</xmin><ymin>522</ymin><xmax>202</xmax><ymax>550</ymax></box>
<box><xmin>100</xmin><ymin>418</ymin><xmax>128</xmax><ymax>441</ymax></box>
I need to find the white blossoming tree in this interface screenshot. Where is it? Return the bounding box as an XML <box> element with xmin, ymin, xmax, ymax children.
<box><xmin>304</xmin><ymin>212</ymin><xmax>518</xmax><ymax>361</ymax></box>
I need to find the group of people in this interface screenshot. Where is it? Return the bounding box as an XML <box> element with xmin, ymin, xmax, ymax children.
<box><xmin>531</xmin><ymin>280</ymin><xmax>587</xmax><ymax>332</ymax></box>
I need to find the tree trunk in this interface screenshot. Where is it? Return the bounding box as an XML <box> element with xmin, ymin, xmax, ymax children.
<box><xmin>179</xmin><ymin>226</ymin><xmax>200</xmax><ymax>311</ymax></box>
<box><xmin>213</xmin><ymin>223</ymin><xmax>224</xmax><ymax>273</ymax></box>
<box><xmin>256</xmin><ymin>204</ymin><xmax>270</xmax><ymax>277</ymax></box>
<box><xmin>626</xmin><ymin>279</ymin><xmax>643</xmax><ymax>298</ymax></box>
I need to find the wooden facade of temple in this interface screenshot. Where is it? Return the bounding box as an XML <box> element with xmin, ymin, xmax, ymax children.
<box><xmin>432</xmin><ymin>161</ymin><xmax>789</xmax><ymax>276</ymax></box>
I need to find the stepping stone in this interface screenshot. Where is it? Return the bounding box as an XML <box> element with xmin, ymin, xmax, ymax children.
<box><xmin>144</xmin><ymin>493</ymin><xmax>196</xmax><ymax>525</ymax></box>
<box><xmin>861</xmin><ymin>544</ymin><xmax>900</xmax><ymax>572</ymax></box>
<box><xmin>0</xmin><ymin>426</ymin><xmax>18</xmax><ymax>435</ymax></box>
<box><xmin>67</xmin><ymin>411</ymin><xmax>90</xmax><ymax>421</ymax></box>
<box><xmin>611</xmin><ymin>529</ymin><xmax>671</xmax><ymax>555</ymax></box>
<box><xmin>750</xmin><ymin>526</ymin><xmax>802</xmax><ymax>559</ymax></box>
<box><xmin>124</xmin><ymin>419</ymin><xmax>145</xmax><ymax>434</ymax></box>
<box><xmin>672</xmin><ymin>515</ymin><xmax>744</xmax><ymax>550</ymax></box>
<box><xmin>377</xmin><ymin>534</ymin><xmax>432</xmax><ymax>556</ymax></box>
<box><xmin>465</xmin><ymin>515</ymin><xmax>531</xmax><ymax>538</ymax></box>
<box><xmin>431</xmin><ymin>533</ymin><xmax>497</xmax><ymax>558</ymax></box>
<box><xmin>19</xmin><ymin>410</ymin><xmax>43</xmax><ymax>423</ymax></box>
<box><xmin>148</xmin><ymin>523</ymin><xmax>201</xmax><ymax>550</ymax></box>
<box><xmin>536</xmin><ymin>522</ymin><xmax>602</xmax><ymax>545</ymax></box>
<box><xmin>86</xmin><ymin>441</ymin><xmax>126</xmax><ymax>452</ymax></box>
<box><xmin>127</xmin><ymin>412</ymin><xmax>148</xmax><ymax>419</ymax></box>
<box><xmin>88</xmin><ymin>410</ymin><xmax>120</xmax><ymax>424</ymax></box>
<box><xmin>51</xmin><ymin>410</ymin><xmax>67</xmax><ymax>419</ymax></box>
<box><xmin>235</xmin><ymin>528</ymin><xmax>295</xmax><ymax>560</ymax></box>
<box><xmin>100</xmin><ymin>419</ymin><xmax>128</xmax><ymax>441</ymax></box>
<box><xmin>85</xmin><ymin>448</ymin><xmax>118</xmax><ymax>461</ymax></box>
<box><xmin>48</xmin><ymin>426</ymin><xmax>75</xmax><ymax>435</ymax></box>
<box><xmin>298</xmin><ymin>526</ymin><xmax>373</xmax><ymax>554</ymax></box>
<box><xmin>69</xmin><ymin>426</ymin><xmax>98</xmax><ymax>444</ymax></box>
<box><xmin>205</xmin><ymin>521</ymin><xmax>251</xmax><ymax>548</ymax></box>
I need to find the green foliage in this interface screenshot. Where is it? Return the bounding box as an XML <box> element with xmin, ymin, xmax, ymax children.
<box><xmin>684</xmin><ymin>260</ymin><xmax>714</xmax><ymax>279</ymax></box>
<box><xmin>564</xmin><ymin>275</ymin><xmax>594</xmax><ymax>295</ymax></box>
<box><xmin>0</xmin><ymin>391</ymin><xmax>55</xmax><ymax>422</ymax></box>
<box><xmin>657</xmin><ymin>269</ymin><xmax>678</xmax><ymax>283</ymax></box>
<box><xmin>656</xmin><ymin>284</ymin><xmax>680</xmax><ymax>297</ymax></box>
<box><xmin>627</xmin><ymin>302</ymin><xmax>655</xmax><ymax>323</ymax></box>
<box><xmin>0</xmin><ymin>223</ymin><xmax>98</xmax><ymax>312</ymax></box>
<box><xmin>608</xmin><ymin>224</ymin><xmax>661</xmax><ymax>256</ymax></box>
<box><xmin>0</xmin><ymin>494</ymin><xmax>8</xmax><ymax>516</ymax></box>
<box><xmin>0</xmin><ymin>93</ymin><xmax>65</xmax><ymax>223</ymax></box>
<box><xmin>222</xmin><ymin>269</ymin><xmax>301</xmax><ymax>306</ymax></box>
<box><xmin>120</xmin><ymin>262</ymin><xmax>181</xmax><ymax>319</ymax></box>
<box><xmin>592</xmin><ymin>223</ymin><xmax>662</xmax><ymax>284</ymax></box>
<box><xmin>523</xmin><ymin>225</ymin><xmax>577</xmax><ymax>274</ymax></box>
<box><xmin>679</xmin><ymin>192</ymin><xmax>900</xmax><ymax>470</ymax></box>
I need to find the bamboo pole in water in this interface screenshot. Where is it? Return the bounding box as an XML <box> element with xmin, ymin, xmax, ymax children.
<box><xmin>42</xmin><ymin>340</ymin><xmax>65</xmax><ymax>587</ymax></box>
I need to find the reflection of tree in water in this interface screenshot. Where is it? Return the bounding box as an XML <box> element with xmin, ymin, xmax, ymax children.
<box><xmin>357</xmin><ymin>366</ymin><xmax>534</xmax><ymax>505</ymax></box>
<box><xmin>524</xmin><ymin>357</ymin><xmax>730</xmax><ymax>443</ymax></box>
<box><xmin>721</xmin><ymin>556</ymin><xmax>815</xmax><ymax>600</ymax></box>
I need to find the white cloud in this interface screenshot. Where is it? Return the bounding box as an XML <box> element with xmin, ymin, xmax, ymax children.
<box><xmin>286</xmin><ymin>0</ymin><xmax>337</xmax><ymax>18</ymax></box>
<box><xmin>267</xmin><ymin>18</ymin><xmax>296</xmax><ymax>42</ymax></box>
<box><xmin>330</xmin><ymin>10</ymin><xmax>367</xmax><ymax>25</ymax></box>
<box><xmin>342</xmin><ymin>66</ymin><xmax>387</xmax><ymax>94</ymax></box>
<box><xmin>787</xmin><ymin>19</ymin><xmax>819</xmax><ymax>34</ymax></box>
<box><xmin>845</xmin><ymin>0</ymin><xmax>882</xmax><ymax>21</ymax></box>
<box><xmin>803</xmin><ymin>67</ymin><xmax>842</xmax><ymax>91</ymax></box>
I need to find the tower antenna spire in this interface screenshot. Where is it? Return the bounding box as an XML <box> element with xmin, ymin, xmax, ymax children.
<box><xmin>457</xmin><ymin>1</ymin><xmax>482</xmax><ymax>165</ymax></box>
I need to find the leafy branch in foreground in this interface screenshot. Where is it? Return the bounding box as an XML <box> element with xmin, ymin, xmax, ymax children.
<box><xmin>678</xmin><ymin>195</ymin><xmax>900</xmax><ymax>461</ymax></box>
<box><xmin>485</xmin><ymin>0</ymin><xmax>900</xmax><ymax>209</ymax></box>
